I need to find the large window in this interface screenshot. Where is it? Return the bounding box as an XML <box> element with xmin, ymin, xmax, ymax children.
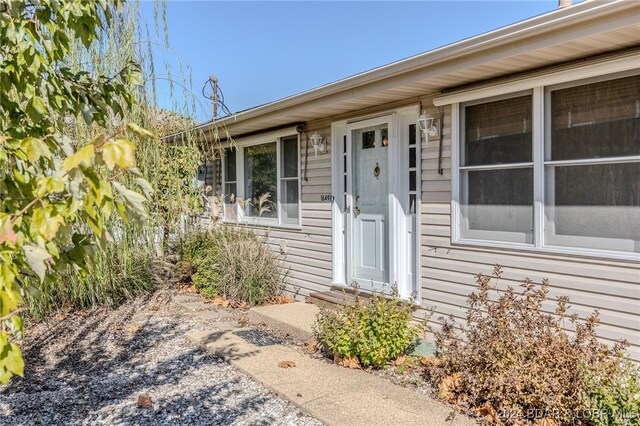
<box><xmin>221</xmin><ymin>133</ymin><xmax>300</xmax><ymax>226</ymax></box>
<box><xmin>457</xmin><ymin>72</ymin><xmax>640</xmax><ymax>256</ymax></box>
<box><xmin>544</xmin><ymin>74</ymin><xmax>640</xmax><ymax>252</ymax></box>
<box><xmin>460</xmin><ymin>94</ymin><xmax>534</xmax><ymax>243</ymax></box>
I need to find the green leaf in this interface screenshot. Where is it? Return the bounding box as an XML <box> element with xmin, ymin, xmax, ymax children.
<box><xmin>102</xmin><ymin>139</ymin><xmax>136</xmax><ymax>170</ymax></box>
<box><xmin>6</xmin><ymin>315</ymin><xmax>24</xmax><ymax>340</ymax></box>
<box><xmin>135</xmin><ymin>178</ymin><xmax>154</xmax><ymax>200</ymax></box>
<box><xmin>63</xmin><ymin>144</ymin><xmax>95</xmax><ymax>171</ymax></box>
<box><xmin>26</xmin><ymin>96</ymin><xmax>47</xmax><ymax>123</ymax></box>
<box><xmin>0</xmin><ymin>334</ymin><xmax>24</xmax><ymax>381</ymax></box>
<box><xmin>112</xmin><ymin>182</ymin><xmax>147</xmax><ymax>220</ymax></box>
<box><xmin>21</xmin><ymin>137</ymin><xmax>51</xmax><ymax>162</ymax></box>
<box><xmin>127</xmin><ymin>123</ymin><xmax>156</xmax><ymax>140</ymax></box>
<box><xmin>30</xmin><ymin>206</ymin><xmax>63</xmax><ymax>241</ymax></box>
<box><xmin>23</xmin><ymin>244</ymin><xmax>52</xmax><ymax>282</ymax></box>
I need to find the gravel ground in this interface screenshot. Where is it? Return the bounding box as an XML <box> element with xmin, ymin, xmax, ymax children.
<box><xmin>0</xmin><ymin>289</ymin><xmax>324</xmax><ymax>426</ymax></box>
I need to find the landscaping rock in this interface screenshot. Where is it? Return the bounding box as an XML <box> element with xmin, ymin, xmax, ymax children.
<box><xmin>0</xmin><ymin>288</ymin><xmax>323</xmax><ymax>426</ymax></box>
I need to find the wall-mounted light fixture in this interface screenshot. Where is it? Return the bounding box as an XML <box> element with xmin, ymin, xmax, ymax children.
<box><xmin>418</xmin><ymin>111</ymin><xmax>439</xmax><ymax>141</ymax></box>
<box><xmin>309</xmin><ymin>131</ymin><xmax>326</xmax><ymax>156</ymax></box>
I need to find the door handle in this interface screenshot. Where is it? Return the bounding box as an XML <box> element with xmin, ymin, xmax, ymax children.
<box><xmin>353</xmin><ymin>207</ymin><xmax>361</xmax><ymax>217</ymax></box>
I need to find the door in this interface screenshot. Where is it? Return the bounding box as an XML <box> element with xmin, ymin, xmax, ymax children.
<box><xmin>351</xmin><ymin>123</ymin><xmax>389</xmax><ymax>286</ymax></box>
<box><xmin>346</xmin><ymin>116</ymin><xmax>398</xmax><ymax>290</ymax></box>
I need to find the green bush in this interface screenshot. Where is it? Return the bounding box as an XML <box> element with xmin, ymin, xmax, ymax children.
<box><xmin>178</xmin><ymin>227</ymin><xmax>285</xmax><ymax>305</ymax></box>
<box><xmin>314</xmin><ymin>285</ymin><xmax>426</xmax><ymax>369</ymax></box>
<box><xmin>428</xmin><ymin>265</ymin><xmax>633</xmax><ymax>425</ymax></box>
<box><xmin>582</xmin><ymin>359</ymin><xmax>640</xmax><ymax>426</ymax></box>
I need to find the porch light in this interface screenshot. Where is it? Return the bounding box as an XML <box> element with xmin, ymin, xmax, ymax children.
<box><xmin>418</xmin><ymin>111</ymin><xmax>438</xmax><ymax>140</ymax></box>
<box><xmin>309</xmin><ymin>131</ymin><xmax>325</xmax><ymax>156</ymax></box>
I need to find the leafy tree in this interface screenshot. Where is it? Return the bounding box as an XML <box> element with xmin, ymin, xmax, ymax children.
<box><xmin>0</xmin><ymin>0</ymin><xmax>153</xmax><ymax>383</ymax></box>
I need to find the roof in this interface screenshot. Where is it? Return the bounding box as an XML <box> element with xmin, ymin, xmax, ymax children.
<box><xmin>175</xmin><ymin>0</ymin><xmax>640</xmax><ymax>141</ymax></box>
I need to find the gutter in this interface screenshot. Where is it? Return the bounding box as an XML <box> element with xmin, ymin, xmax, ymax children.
<box><xmin>165</xmin><ymin>0</ymin><xmax>636</xmax><ymax>140</ymax></box>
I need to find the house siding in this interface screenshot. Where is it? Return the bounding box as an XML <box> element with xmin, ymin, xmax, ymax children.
<box><xmin>211</xmin><ymin>79</ymin><xmax>639</xmax><ymax>359</ymax></box>
<box><xmin>418</xmin><ymin>100</ymin><xmax>640</xmax><ymax>359</ymax></box>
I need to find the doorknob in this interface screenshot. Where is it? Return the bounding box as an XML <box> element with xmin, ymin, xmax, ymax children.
<box><xmin>353</xmin><ymin>206</ymin><xmax>361</xmax><ymax>217</ymax></box>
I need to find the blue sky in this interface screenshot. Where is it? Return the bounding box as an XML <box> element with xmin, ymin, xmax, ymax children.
<box><xmin>140</xmin><ymin>1</ymin><xmax>562</xmax><ymax>122</ymax></box>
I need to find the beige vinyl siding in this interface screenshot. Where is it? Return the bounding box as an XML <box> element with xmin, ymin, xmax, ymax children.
<box><xmin>418</xmin><ymin>100</ymin><xmax>640</xmax><ymax>359</ymax></box>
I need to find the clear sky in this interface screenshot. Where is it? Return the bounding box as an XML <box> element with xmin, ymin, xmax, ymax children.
<box><xmin>140</xmin><ymin>0</ymin><xmax>563</xmax><ymax>123</ymax></box>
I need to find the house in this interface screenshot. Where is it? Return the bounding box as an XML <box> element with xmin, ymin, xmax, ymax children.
<box><xmin>186</xmin><ymin>1</ymin><xmax>640</xmax><ymax>357</ymax></box>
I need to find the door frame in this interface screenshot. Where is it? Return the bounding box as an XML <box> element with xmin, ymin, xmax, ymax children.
<box><xmin>331</xmin><ymin>105</ymin><xmax>421</xmax><ymax>299</ymax></box>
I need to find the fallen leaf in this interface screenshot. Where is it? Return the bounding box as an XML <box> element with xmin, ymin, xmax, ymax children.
<box><xmin>128</xmin><ymin>324</ymin><xmax>141</xmax><ymax>333</ymax></box>
<box><xmin>439</xmin><ymin>373</ymin><xmax>462</xmax><ymax>403</ymax></box>
<box><xmin>278</xmin><ymin>360</ymin><xmax>296</xmax><ymax>368</ymax></box>
<box><xmin>420</xmin><ymin>356</ymin><xmax>441</xmax><ymax>367</ymax></box>
<box><xmin>74</xmin><ymin>310</ymin><xmax>88</xmax><ymax>318</ymax></box>
<box><xmin>534</xmin><ymin>418</ymin><xmax>558</xmax><ymax>426</ymax></box>
<box><xmin>475</xmin><ymin>402</ymin><xmax>497</xmax><ymax>423</ymax></box>
<box><xmin>303</xmin><ymin>340</ymin><xmax>319</xmax><ymax>352</ymax></box>
<box><xmin>137</xmin><ymin>393</ymin><xmax>152</xmax><ymax>408</ymax></box>
<box><xmin>335</xmin><ymin>355</ymin><xmax>361</xmax><ymax>369</ymax></box>
<box><xmin>393</xmin><ymin>354</ymin><xmax>407</xmax><ymax>366</ymax></box>
<box><xmin>147</xmin><ymin>305</ymin><xmax>160</xmax><ymax>311</ymax></box>
<box><xmin>273</xmin><ymin>295</ymin><xmax>295</xmax><ymax>305</ymax></box>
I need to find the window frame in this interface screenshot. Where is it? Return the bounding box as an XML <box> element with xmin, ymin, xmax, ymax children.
<box><xmin>459</xmin><ymin>91</ymin><xmax>535</xmax><ymax>245</ymax></box>
<box><xmin>221</xmin><ymin>129</ymin><xmax>302</xmax><ymax>229</ymax></box>
<box><xmin>449</xmin><ymin>68</ymin><xmax>640</xmax><ymax>261</ymax></box>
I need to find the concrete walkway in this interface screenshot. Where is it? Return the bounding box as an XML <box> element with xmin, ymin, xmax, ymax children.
<box><xmin>179</xmin><ymin>299</ymin><xmax>476</xmax><ymax>426</ymax></box>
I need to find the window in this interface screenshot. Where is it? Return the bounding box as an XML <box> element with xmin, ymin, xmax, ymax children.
<box><xmin>221</xmin><ymin>133</ymin><xmax>301</xmax><ymax>226</ymax></box>
<box><xmin>455</xmin><ymin>72</ymin><xmax>640</xmax><ymax>257</ymax></box>
<box><xmin>544</xmin><ymin>74</ymin><xmax>640</xmax><ymax>252</ymax></box>
<box><xmin>222</xmin><ymin>148</ymin><xmax>237</xmax><ymax>221</ymax></box>
<box><xmin>280</xmin><ymin>136</ymin><xmax>299</xmax><ymax>224</ymax></box>
<box><xmin>460</xmin><ymin>94</ymin><xmax>534</xmax><ymax>243</ymax></box>
<box><xmin>244</xmin><ymin>142</ymin><xmax>277</xmax><ymax>218</ymax></box>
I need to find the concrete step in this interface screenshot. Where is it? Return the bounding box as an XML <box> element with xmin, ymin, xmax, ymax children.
<box><xmin>248</xmin><ymin>302</ymin><xmax>319</xmax><ymax>342</ymax></box>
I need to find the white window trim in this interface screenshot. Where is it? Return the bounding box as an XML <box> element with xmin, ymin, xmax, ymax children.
<box><xmin>221</xmin><ymin>128</ymin><xmax>302</xmax><ymax>229</ymax></box>
<box><xmin>449</xmin><ymin>65</ymin><xmax>640</xmax><ymax>262</ymax></box>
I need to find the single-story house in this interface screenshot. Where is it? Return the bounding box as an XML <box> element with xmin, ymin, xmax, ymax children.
<box><xmin>185</xmin><ymin>0</ymin><xmax>640</xmax><ymax>357</ymax></box>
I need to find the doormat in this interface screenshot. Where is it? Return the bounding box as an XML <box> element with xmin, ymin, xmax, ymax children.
<box><xmin>233</xmin><ymin>329</ymin><xmax>286</xmax><ymax>347</ymax></box>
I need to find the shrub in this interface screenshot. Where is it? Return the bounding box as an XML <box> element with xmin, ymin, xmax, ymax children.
<box><xmin>314</xmin><ymin>285</ymin><xmax>426</xmax><ymax>369</ymax></box>
<box><xmin>178</xmin><ymin>227</ymin><xmax>285</xmax><ymax>305</ymax></box>
<box><xmin>427</xmin><ymin>265</ymin><xmax>630</xmax><ymax>425</ymax></box>
<box><xmin>582</xmin><ymin>359</ymin><xmax>640</xmax><ymax>426</ymax></box>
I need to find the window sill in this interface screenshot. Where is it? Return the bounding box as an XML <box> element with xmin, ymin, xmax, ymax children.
<box><xmin>451</xmin><ymin>237</ymin><xmax>640</xmax><ymax>263</ymax></box>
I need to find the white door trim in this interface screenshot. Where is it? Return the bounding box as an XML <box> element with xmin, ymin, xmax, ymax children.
<box><xmin>331</xmin><ymin>106</ymin><xmax>421</xmax><ymax>298</ymax></box>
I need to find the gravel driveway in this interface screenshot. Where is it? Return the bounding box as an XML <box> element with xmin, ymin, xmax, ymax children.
<box><xmin>0</xmin><ymin>289</ymin><xmax>323</xmax><ymax>426</ymax></box>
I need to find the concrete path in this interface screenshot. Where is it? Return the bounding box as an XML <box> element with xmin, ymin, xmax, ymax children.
<box><xmin>180</xmin><ymin>299</ymin><xmax>476</xmax><ymax>426</ymax></box>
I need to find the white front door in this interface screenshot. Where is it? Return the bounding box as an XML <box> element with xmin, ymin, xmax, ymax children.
<box><xmin>346</xmin><ymin>116</ymin><xmax>400</xmax><ymax>291</ymax></box>
<box><xmin>333</xmin><ymin>107</ymin><xmax>420</xmax><ymax>299</ymax></box>
<box><xmin>350</xmin><ymin>122</ymin><xmax>390</xmax><ymax>286</ymax></box>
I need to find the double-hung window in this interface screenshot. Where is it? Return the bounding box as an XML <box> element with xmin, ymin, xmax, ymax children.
<box><xmin>544</xmin><ymin>74</ymin><xmax>640</xmax><ymax>253</ymax></box>
<box><xmin>455</xmin><ymin>71</ymin><xmax>640</xmax><ymax>258</ymax></box>
<box><xmin>460</xmin><ymin>94</ymin><xmax>534</xmax><ymax>244</ymax></box>
<box><xmin>221</xmin><ymin>133</ymin><xmax>300</xmax><ymax>226</ymax></box>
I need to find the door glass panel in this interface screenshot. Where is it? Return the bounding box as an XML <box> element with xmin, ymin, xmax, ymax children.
<box><xmin>352</xmin><ymin>124</ymin><xmax>389</xmax><ymax>283</ymax></box>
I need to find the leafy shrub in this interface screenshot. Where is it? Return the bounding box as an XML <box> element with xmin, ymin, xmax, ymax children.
<box><xmin>427</xmin><ymin>265</ymin><xmax>630</xmax><ymax>425</ymax></box>
<box><xmin>178</xmin><ymin>227</ymin><xmax>285</xmax><ymax>305</ymax></box>
<box><xmin>314</xmin><ymin>285</ymin><xmax>426</xmax><ymax>369</ymax></box>
<box><xmin>582</xmin><ymin>359</ymin><xmax>640</xmax><ymax>426</ymax></box>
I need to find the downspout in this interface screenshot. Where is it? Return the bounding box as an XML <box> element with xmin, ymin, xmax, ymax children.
<box><xmin>437</xmin><ymin>107</ymin><xmax>445</xmax><ymax>175</ymax></box>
